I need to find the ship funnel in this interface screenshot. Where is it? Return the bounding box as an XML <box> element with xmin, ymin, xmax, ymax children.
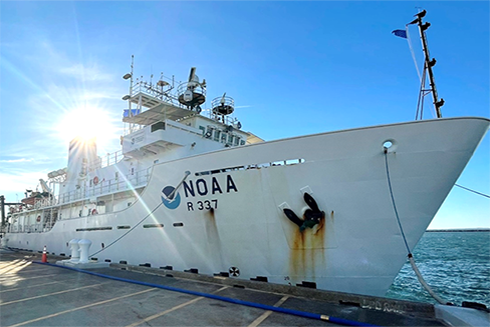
<box><xmin>67</xmin><ymin>137</ymin><xmax>98</xmax><ymax>181</ymax></box>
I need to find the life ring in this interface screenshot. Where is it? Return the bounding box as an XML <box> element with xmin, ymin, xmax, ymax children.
<box><xmin>93</xmin><ymin>176</ymin><xmax>99</xmax><ymax>185</ymax></box>
<box><xmin>36</xmin><ymin>215</ymin><xmax>41</xmax><ymax>222</ymax></box>
<box><xmin>92</xmin><ymin>209</ymin><xmax>98</xmax><ymax>215</ymax></box>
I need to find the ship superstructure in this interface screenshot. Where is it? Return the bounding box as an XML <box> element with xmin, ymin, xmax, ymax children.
<box><xmin>6</xmin><ymin>65</ymin><xmax>262</xmax><ymax>232</ymax></box>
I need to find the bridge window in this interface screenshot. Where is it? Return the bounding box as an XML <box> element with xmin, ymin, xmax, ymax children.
<box><xmin>151</xmin><ymin>122</ymin><xmax>165</xmax><ymax>132</ymax></box>
<box><xmin>214</xmin><ymin>130</ymin><xmax>221</xmax><ymax>141</ymax></box>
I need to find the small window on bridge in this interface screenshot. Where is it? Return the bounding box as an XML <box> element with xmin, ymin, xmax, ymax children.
<box><xmin>151</xmin><ymin>122</ymin><xmax>165</xmax><ymax>132</ymax></box>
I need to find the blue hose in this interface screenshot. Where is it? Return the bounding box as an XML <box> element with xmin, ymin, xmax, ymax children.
<box><xmin>34</xmin><ymin>261</ymin><xmax>377</xmax><ymax>327</ymax></box>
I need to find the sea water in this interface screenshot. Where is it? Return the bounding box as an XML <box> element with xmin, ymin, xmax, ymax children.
<box><xmin>386</xmin><ymin>231</ymin><xmax>490</xmax><ymax>307</ymax></box>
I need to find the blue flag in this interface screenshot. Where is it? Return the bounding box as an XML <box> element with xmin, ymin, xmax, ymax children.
<box><xmin>123</xmin><ymin>109</ymin><xmax>141</xmax><ymax>117</ymax></box>
<box><xmin>392</xmin><ymin>29</ymin><xmax>407</xmax><ymax>39</ymax></box>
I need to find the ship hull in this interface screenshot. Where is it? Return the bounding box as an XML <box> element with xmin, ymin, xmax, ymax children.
<box><xmin>5</xmin><ymin>117</ymin><xmax>489</xmax><ymax>296</ymax></box>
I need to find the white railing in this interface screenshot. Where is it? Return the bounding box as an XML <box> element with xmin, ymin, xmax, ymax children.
<box><xmin>61</xmin><ymin>167</ymin><xmax>151</xmax><ymax>205</ymax></box>
<box><xmin>132</xmin><ymin>80</ymin><xmax>177</xmax><ymax>103</ymax></box>
<box><xmin>8</xmin><ymin>168</ymin><xmax>152</xmax><ymax>234</ymax></box>
<box><xmin>16</xmin><ymin>167</ymin><xmax>152</xmax><ymax>211</ymax></box>
<box><xmin>87</xmin><ymin>150</ymin><xmax>124</xmax><ymax>172</ymax></box>
<box><xmin>17</xmin><ymin>222</ymin><xmax>53</xmax><ymax>234</ymax></box>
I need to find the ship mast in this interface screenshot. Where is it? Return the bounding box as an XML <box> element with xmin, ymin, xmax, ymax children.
<box><xmin>409</xmin><ymin>10</ymin><xmax>444</xmax><ymax>118</ymax></box>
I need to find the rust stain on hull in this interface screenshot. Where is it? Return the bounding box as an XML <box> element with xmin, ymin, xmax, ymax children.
<box><xmin>289</xmin><ymin>213</ymin><xmax>327</xmax><ymax>281</ymax></box>
<box><xmin>205</xmin><ymin>208</ymin><xmax>219</xmax><ymax>241</ymax></box>
<box><xmin>204</xmin><ymin>207</ymin><xmax>224</xmax><ymax>269</ymax></box>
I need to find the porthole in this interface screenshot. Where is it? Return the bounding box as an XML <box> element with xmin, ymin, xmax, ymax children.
<box><xmin>383</xmin><ymin>140</ymin><xmax>393</xmax><ymax>149</ymax></box>
<box><xmin>382</xmin><ymin>139</ymin><xmax>397</xmax><ymax>152</ymax></box>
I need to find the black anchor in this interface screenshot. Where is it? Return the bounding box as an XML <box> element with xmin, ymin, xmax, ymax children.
<box><xmin>283</xmin><ymin>193</ymin><xmax>325</xmax><ymax>232</ymax></box>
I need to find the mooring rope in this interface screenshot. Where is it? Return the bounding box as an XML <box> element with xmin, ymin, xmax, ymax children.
<box><xmin>455</xmin><ymin>184</ymin><xmax>490</xmax><ymax>199</ymax></box>
<box><xmin>89</xmin><ymin>171</ymin><xmax>191</xmax><ymax>258</ymax></box>
<box><xmin>384</xmin><ymin>150</ymin><xmax>410</xmax><ymax>254</ymax></box>
<box><xmin>89</xmin><ymin>201</ymin><xmax>163</xmax><ymax>258</ymax></box>
<box><xmin>383</xmin><ymin>150</ymin><xmax>447</xmax><ymax>304</ymax></box>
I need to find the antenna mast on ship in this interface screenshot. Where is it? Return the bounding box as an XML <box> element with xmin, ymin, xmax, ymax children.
<box><xmin>409</xmin><ymin>10</ymin><xmax>444</xmax><ymax>119</ymax></box>
<box><xmin>122</xmin><ymin>55</ymin><xmax>135</xmax><ymax>134</ymax></box>
<box><xmin>394</xmin><ymin>10</ymin><xmax>445</xmax><ymax>120</ymax></box>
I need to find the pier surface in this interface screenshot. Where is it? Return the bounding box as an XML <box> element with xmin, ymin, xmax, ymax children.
<box><xmin>0</xmin><ymin>249</ymin><xmax>445</xmax><ymax>327</ymax></box>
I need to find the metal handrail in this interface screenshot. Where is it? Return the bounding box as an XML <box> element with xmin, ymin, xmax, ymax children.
<box><xmin>8</xmin><ymin>168</ymin><xmax>152</xmax><ymax>234</ymax></box>
<box><xmin>177</xmin><ymin>82</ymin><xmax>206</xmax><ymax>98</ymax></box>
<box><xmin>87</xmin><ymin>150</ymin><xmax>124</xmax><ymax>171</ymax></box>
<box><xmin>10</xmin><ymin>167</ymin><xmax>152</xmax><ymax>215</ymax></box>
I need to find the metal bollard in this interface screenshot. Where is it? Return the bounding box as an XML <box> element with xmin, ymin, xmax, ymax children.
<box><xmin>78</xmin><ymin>239</ymin><xmax>92</xmax><ymax>264</ymax></box>
<box><xmin>69</xmin><ymin>239</ymin><xmax>81</xmax><ymax>262</ymax></box>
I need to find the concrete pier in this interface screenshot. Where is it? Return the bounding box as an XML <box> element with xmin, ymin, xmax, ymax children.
<box><xmin>0</xmin><ymin>248</ymin><xmax>447</xmax><ymax>327</ymax></box>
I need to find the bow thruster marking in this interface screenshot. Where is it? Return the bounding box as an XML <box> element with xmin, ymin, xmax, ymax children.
<box><xmin>283</xmin><ymin>193</ymin><xmax>325</xmax><ymax>232</ymax></box>
<box><xmin>229</xmin><ymin>267</ymin><xmax>240</xmax><ymax>277</ymax></box>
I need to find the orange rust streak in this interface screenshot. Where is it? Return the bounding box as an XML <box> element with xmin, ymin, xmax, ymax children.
<box><xmin>289</xmin><ymin>215</ymin><xmax>327</xmax><ymax>282</ymax></box>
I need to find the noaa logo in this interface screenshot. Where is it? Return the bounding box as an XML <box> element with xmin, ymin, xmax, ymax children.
<box><xmin>161</xmin><ymin>186</ymin><xmax>181</xmax><ymax>209</ymax></box>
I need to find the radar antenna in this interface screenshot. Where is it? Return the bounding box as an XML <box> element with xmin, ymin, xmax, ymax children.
<box><xmin>177</xmin><ymin>67</ymin><xmax>206</xmax><ymax>110</ymax></box>
<box><xmin>212</xmin><ymin>92</ymin><xmax>235</xmax><ymax>116</ymax></box>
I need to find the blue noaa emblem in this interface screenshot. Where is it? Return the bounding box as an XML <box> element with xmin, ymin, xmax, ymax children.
<box><xmin>161</xmin><ymin>186</ymin><xmax>181</xmax><ymax>209</ymax></box>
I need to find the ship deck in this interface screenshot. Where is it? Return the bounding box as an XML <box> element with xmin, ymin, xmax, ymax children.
<box><xmin>0</xmin><ymin>248</ymin><xmax>448</xmax><ymax>327</ymax></box>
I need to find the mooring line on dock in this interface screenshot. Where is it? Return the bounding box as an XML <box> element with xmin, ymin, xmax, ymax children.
<box><xmin>455</xmin><ymin>183</ymin><xmax>490</xmax><ymax>198</ymax></box>
<box><xmin>33</xmin><ymin>261</ymin><xmax>379</xmax><ymax>327</ymax></box>
<box><xmin>384</xmin><ymin>151</ymin><xmax>447</xmax><ymax>305</ymax></box>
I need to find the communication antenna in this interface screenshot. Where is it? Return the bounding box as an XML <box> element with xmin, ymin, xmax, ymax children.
<box><xmin>121</xmin><ymin>55</ymin><xmax>135</xmax><ymax>133</ymax></box>
<box><xmin>408</xmin><ymin>10</ymin><xmax>444</xmax><ymax>119</ymax></box>
<box><xmin>156</xmin><ymin>73</ymin><xmax>170</xmax><ymax>97</ymax></box>
<box><xmin>393</xmin><ymin>10</ymin><xmax>444</xmax><ymax>119</ymax></box>
<box><xmin>188</xmin><ymin>67</ymin><xmax>196</xmax><ymax>84</ymax></box>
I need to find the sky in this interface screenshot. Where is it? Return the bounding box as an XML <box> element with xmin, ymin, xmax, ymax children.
<box><xmin>0</xmin><ymin>1</ymin><xmax>488</xmax><ymax>229</ymax></box>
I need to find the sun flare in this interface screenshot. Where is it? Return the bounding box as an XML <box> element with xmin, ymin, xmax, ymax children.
<box><xmin>57</xmin><ymin>106</ymin><xmax>119</xmax><ymax>150</ymax></box>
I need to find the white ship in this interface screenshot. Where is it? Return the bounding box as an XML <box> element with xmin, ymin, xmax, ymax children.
<box><xmin>2</xmin><ymin>12</ymin><xmax>489</xmax><ymax>298</ymax></box>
